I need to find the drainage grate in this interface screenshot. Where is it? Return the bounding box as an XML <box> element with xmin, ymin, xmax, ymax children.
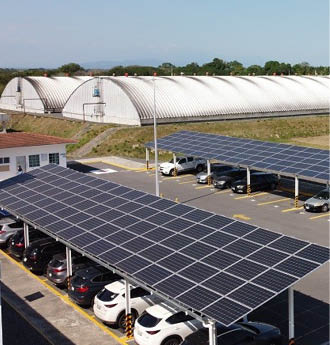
<box><xmin>24</xmin><ymin>291</ymin><xmax>45</xmax><ymax>302</ymax></box>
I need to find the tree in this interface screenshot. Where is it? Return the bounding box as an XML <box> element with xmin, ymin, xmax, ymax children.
<box><xmin>58</xmin><ymin>63</ymin><xmax>83</xmax><ymax>74</ymax></box>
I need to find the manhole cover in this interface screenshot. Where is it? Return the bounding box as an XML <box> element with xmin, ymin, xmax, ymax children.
<box><xmin>24</xmin><ymin>291</ymin><xmax>45</xmax><ymax>302</ymax></box>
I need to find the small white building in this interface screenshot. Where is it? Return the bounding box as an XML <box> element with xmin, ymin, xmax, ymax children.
<box><xmin>0</xmin><ymin>132</ymin><xmax>76</xmax><ymax>180</ymax></box>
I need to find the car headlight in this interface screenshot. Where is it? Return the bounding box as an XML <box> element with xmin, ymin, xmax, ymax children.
<box><xmin>237</xmin><ymin>185</ymin><xmax>244</xmax><ymax>189</ymax></box>
<box><xmin>217</xmin><ymin>180</ymin><xmax>226</xmax><ymax>185</ymax></box>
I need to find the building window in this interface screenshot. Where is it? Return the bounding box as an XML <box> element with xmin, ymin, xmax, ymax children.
<box><xmin>49</xmin><ymin>153</ymin><xmax>60</xmax><ymax>164</ymax></box>
<box><xmin>0</xmin><ymin>157</ymin><xmax>10</xmax><ymax>164</ymax></box>
<box><xmin>29</xmin><ymin>155</ymin><xmax>40</xmax><ymax>168</ymax></box>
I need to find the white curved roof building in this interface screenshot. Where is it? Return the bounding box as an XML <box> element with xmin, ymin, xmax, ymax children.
<box><xmin>0</xmin><ymin>76</ymin><xmax>92</xmax><ymax>114</ymax></box>
<box><xmin>62</xmin><ymin>75</ymin><xmax>330</xmax><ymax>125</ymax></box>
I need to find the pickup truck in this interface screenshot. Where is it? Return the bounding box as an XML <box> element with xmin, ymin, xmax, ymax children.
<box><xmin>159</xmin><ymin>156</ymin><xmax>206</xmax><ymax>176</ymax></box>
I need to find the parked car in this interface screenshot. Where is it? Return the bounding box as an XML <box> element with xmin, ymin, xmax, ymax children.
<box><xmin>213</xmin><ymin>168</ymin><xmax>247</xmax><ymax>189</ymax></box>
<box><xmin>160</xmin><ymin>156</ymin><xmax>206</xmax><ymax>176</ymax></box>
<box><xmin>181</xmin><ymin>321</ymin><xmax>282</xmax><ymax>345</ymax></box>
<box><xmin>22</xmin><ymin>238</ymin><xmax>66</xmax><ymax>274</ymax></box>
<box><xmin>0</xmin><ymin>217</ymin><xmax>24</xmax><ymax>247</ymax></box>
<box><xmin>196</xmin><ymin>164</ymin><xmax>232</xmax><ymax>184</ymax></box>
<box><xmin>231</xmin><ymin>172</ymin><xmax>278</xmax><ymax>194</ymax></box>
<box><xmin>93</xmin><ymin>279</ymin><xmax>161</xmax><ymax>329</ymax></box>
<box><xmin>134</xmin><ymin>303</ymin><xmax>203</xmax><ymax>345</ymax></box>
<box><xmin>0</xmin><ymin>209</ymin><xmax>11</xmax><ymax>219</ymax></box>
<box><xmin>9</xmin><ymin>229</ymin><xmax>49</xmax><ymax>259</ymax></box>
<box><xmin>304</xmin><ymin>189</ymin><xmax>329</xmax><ymax>212</ymax></box>
<box><xmin>47</xmin><ymin>252</ymin><xmax>93</xmax><ymax>286</ymax></box>
<box><xmin>68</xmin><ymin>265</ymin><xmax>121</xmax><ymax>307</ymax></box>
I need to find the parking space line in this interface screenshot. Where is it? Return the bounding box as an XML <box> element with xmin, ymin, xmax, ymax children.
<box><xmin>214</xmin><ymin>189</ymin><xmax>232</xmax><ymax>194</ymax></box>
<box><xmin>179</xmin><ymin>179</ymin><xmax>196</xmax><ymax>184</ymax></box>
<box><xmin>195</xmin><ymin>185</ymin><xmax>213</xmax><ymax>190</ymax></box>
<box><xmin>309</xmin><ymin>213</ymin><xmax>330</xmax><ymax>220</ymax></box>
<box><xmin>258</xmin><ymin>198</ymin><xmax>291</xmax><ymax>206</ymax></box>
<box><xmin>0</xmin><ymin>250</ymin><xmax>129</xmax><ymax>345</ymax></box>
<box><xmin>235</xmin><ymin>192</ymin><xmax>268</xmax><ymax>200</ymax></box>
<box><xmin>162</xmin><ymin>174</ymin><xmax>194</xmax><ymax>180</ymax></box>
<box><xmin>282</xmin><ymin>206</ymin><xmax>304</xmax><ymax>213</ymax></box>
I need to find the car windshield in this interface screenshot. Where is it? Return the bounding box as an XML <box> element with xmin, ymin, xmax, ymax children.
<box><xmin>314</xmin><ymin>191</ymin><xmax>329</xmax><ymax>200</ymax></box>
<box><xmin>97</xmin><ymin>288</ymin><xmax>118</xmax><ymax>302</ymax></box>
<box><xmin>138</xmin><ymin>312</ymin><xmax>162</xmax><ymax>328</ymax></box>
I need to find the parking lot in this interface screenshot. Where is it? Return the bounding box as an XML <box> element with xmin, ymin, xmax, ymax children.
<box><xmin>1</xmin><ymin>157</ymin><xmax>328</xmax><ymax>345</ymax></box>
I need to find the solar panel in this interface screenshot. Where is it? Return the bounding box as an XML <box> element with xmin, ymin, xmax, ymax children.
<box><xmin>0</xmin><ymin>164</ymin><xmax>328</xmax><ymax>327</ymax></box>
<box><xmin>146</xmin><ymin>130</ymin><xmax>329</xmax><ymax>184</ymax></box>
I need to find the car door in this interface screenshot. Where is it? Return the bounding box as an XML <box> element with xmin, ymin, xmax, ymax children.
<box><xmin>186</xmin><ymin>157</ymin><xmax>195</xmax><ymax>170</ymax></box>
<box><xmin>177</xmin><ymin>158</ymin><xmax>187</xmax><ymax>171</ymax></box>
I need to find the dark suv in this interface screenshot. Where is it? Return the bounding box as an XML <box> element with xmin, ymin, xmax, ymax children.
<box><xmin>23</xmin><ymin>238</ymin><xmax>66</xmax><ymax>274</ymax></box>
<box><xmin>213</xmin><ymin>168</ymin><xmax>247</xmax><ymax>189</ymax></box>
<box><xmin>68</xmin><ymin>265</ymin><xmax>121</xmax><ymax>307</ymax></box>
<box><xmin>232</xmin><ymin>172</ymin><xmax>278</xmax><ymax>194</ymax></box>
<box><xmin>9</xmin><ymin>229</ymin><xmax>49</xmax><ymax>259</ymax></box>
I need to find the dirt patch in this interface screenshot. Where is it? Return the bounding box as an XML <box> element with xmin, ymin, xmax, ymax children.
<box><xmin>289</xmin><ymin>135</ymin><xmax>329</xmax><ymax>149</ymax></box>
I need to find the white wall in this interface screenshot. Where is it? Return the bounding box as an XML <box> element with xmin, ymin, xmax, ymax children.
<box><xmin>0</xmin><ymin>144</ymin><xmax>68</xmax><ymax>181</ymax></box>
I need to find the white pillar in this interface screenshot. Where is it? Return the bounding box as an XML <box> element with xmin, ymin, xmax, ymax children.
<box><xmin>247</xmin><ymin>167</ymin><xmax>251</xmax><ymax>195</ymax></box>
<box><xmin>153</xmin><ymin>75</ymin><xmax>159</xmax><ymax>197</ymax></box>
<box><xmin>125</xmin><ymin>279</ymin><xmax>131</xmax><ymax>315</ymax></box>
<box><xmin>0</xmin><ymin>262</ymin><xmax>3</xmax><ymax>345</ymax></box>
<box><xmin>173</xmin><ymin>153</ymin><xmax>177</xmax><ymax>176</ymax></box>
<box><xmin>207</xmin><ymin>160</ymin><xmax>211</xmax><ymax>185</ymax></box>
<box><xmin>146</xmin><ymin>148</ymin><xmax>150</xmax><ymax>170</ymax></box>
<box><xmin>66</xmin><ymin>247</ymin><xmax>73</xmax><ymax>277</ymax></box>
<box><xmin>294</xmin><ymin>176</ymin><xmax>299</xmax><ymax>208</ymax></box>
<box><xmin>23</xmin><ymin>223</ymin><xmax>29</xmax><ymax>248</ymax></box>
<box><xmin>207</xmin><ymin>320</ymin><xmax>216</xmax><ymax>345</ymax></box>
<box><xmin>288</xmin><ymin>287</ymin><xmax>295</xmax><ymax>341</ymax></box>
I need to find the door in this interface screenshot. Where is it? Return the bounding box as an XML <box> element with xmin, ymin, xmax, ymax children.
<box><xmin>177</xmin><ymin>158</ymin><xmax>187</xmax><ymax>171</ymax></box>
<box><xmin>16</xmin><ymin>156</ymin><xmax>26</xmax><ymax>173</ymax></box>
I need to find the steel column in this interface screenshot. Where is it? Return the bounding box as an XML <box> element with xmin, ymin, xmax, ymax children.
<box><xmin>207</xmin><ymin>320</ymin><xmax>216</xmax><ymax>345</ymax></box>
<box><xmin>66</xmin><ymin>247</ymin><xmax>73</xmax><ymax>277</ymax></box>
<box><xmin>247</xmin><ymin>167</ymin><xmax>251</xmax><ymax>195</ymax></box>
<box><xmin>146</xmin><ymin>148</ymin><xmax>150</xmax><ymax>170</ymax></box>
<box><xmin>23</xmin><ymin>223</ymin><xmax>29</xmax><ymax>248</ymax></box>
<box><xmin>207</xmin><ymin>160</ymin><xmax>211</xmax><ymax>185</ymax></box>
<box><xmin>125</xmin><ymin>280</ymin><xmax>133</xmax><ymax>337</ymax></box>
<box><xmin>153</xmin><ymin>75</ymin><xmax>160</xmax><ymax>197</ymax></box>
<box><xmin>288</xmin><ymin>287</ymin><xmax>295</xmax><ymax>343</ymax></box>
<box><xmin>173</xmin><ymin>153</ymin><xmax>177</xmax><ymax>176</ymax></box>
<box><xmin>0</xmin><ymin>262</ymin><xmax>3</xmax><ymax>345</ymax></box>
<box><xmin>294</xmin><ymin>176</ymin><xmax>299</xmax><ymax>208</ymax></box>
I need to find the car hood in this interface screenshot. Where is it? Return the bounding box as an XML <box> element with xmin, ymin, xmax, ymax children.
<box><xmin>160</xmin><ymin>162</ymin><xmax>173</xmax><ymax>168</ymax></box>
<box><xmin>196</xmin><ymin>172</ymin><xmax>208</xmax><ymax>178</ymax></box>
<box><xmin>305</xmin><ymin>197</ymin><xmax>327</xmax><ymax>206</ymax></box>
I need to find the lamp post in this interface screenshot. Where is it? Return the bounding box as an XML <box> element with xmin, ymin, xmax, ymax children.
<box><xmin>153</xmin><ymin>72</ymin><xmax>160</xmax><ymax>197</ymax></box>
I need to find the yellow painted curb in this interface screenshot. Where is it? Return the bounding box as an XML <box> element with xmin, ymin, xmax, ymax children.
<box><xmin>0</xmin><ymin>250</ymin><xmax>129</xmax><ymax>345</ymax></box>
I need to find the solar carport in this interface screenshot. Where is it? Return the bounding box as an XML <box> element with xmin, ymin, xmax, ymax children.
<box><xmin>0</xmin><ymin>164</ymin><xmax>329</xmax><ymax>344</ymax></box>
<box><xmin>146</xmin><ymin>130</ymin><xmax>330</xmax><ymax>204</ymax></box>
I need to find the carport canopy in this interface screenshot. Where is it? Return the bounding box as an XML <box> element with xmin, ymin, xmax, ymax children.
<box><xmin>146</xmin><ymin>130</ymin><xmax>330</xmax><ymax>184</ymax></box>
<box><xmin>0</xmin><ymin>164</ymin><xmax>329</xmax><ymax>327</ymax></box>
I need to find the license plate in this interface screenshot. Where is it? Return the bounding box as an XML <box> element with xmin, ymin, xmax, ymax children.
<box><xmin>23</xmin><ymin>257</ymin><xmax>27</xmax><ymax>262</ymax></box>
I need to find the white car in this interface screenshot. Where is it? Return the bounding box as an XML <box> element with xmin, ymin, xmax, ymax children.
<box><xmin>159</xmin><ymin>156</ymin><xmax>206</xmax><ymax>176</ymax></box>
<box><xmin>93</xmin><ymin>280</ymin><xmax>160</xmax><ymax>329</ymax></box>
<box><xmin>134</xmin><ymin>303</ymin><xmax>203</xmax><ymax>345</ymax></box>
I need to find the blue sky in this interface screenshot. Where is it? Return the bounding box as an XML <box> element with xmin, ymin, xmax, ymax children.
<box><xmin>1</xmin><ymin>0</ymin><xmax>329</xmax><ymax>68</ymax></box>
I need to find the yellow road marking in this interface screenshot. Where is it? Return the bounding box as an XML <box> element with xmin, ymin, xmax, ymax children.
<box><xmin>195</xmin><ymin>185</ymin><xmax>213</xmax><ymax>190</ymax></box>
<box><xmin>258</xmin><ymin>198</ymin><xmax>291</xmax><ymax>206</ymax></box>
<box><xmin>282</xmin><ymin>206</ymin><xmax>304</xmax><ymax>213</ymax></box>
<box><xmin>214</xmin><ymin>189</ymin><xmax>232</xmax><ymax>194</ymax></box>
<box><xmin>309</xmin><ymin>213</ymin><xmax>330</xmax><ymax>220</ymax></box>
<box><xmin>79</xmin><ymin>159</ymin><xmax>146</xmax><ymax>172</ymax></box>
<box><xmin>163</xmin><ymin>174</ymin><xmax>194</xmax><ymax>180</ymax></box>
<box><xmin>233</xmin><ymin>214</ymin><xmax>251</xmax><ymax>221</ymax></box>
<box><xmin>0</xmin><ymin>250</ymin><xmax>129</xmax><ymax>345</ymax></box>
<box><xmin>179</xmin><ymin>179</ymin><xmax>196</xmax><ymax>184</ymax></box>
<box><xmin>235</xmin><ymin>192</ymin><xmax>268</xmax><ymax>200</ymax></box>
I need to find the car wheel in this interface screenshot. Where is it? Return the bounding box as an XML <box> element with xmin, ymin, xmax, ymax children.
<box><xmin>322</xmin><ymin>204</ymin><xmax>329</xmax><ymax>212</ymax></box>
<box><xmin>169</xmin><ymin>169</ymin><xmax>175</xmax><ymax>176</ymax></box>
<box><xmin>196</xmin><ymin>165</ymin><xmax>203</xmax><ymax>173</ymax></box>
<box><xmin>161</xmin><ymin>336</ymin><xmax>182</xmax><ymax>345</ymax></box>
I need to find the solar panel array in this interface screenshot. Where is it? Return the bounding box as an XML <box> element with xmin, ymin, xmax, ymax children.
<box><xmin>0</xmin><ymin>164</ymin><xmax>329</xmax><ymax>326</ymax></box>
<box><xmin>146</xmin><ymin>130</ymin><xmax>330</xmax><ymax>183</ymax></box>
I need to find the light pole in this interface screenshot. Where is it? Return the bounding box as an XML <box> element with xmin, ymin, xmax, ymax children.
<box><xmin>153</xmin><ymin>72</ymin><xmax>160</xmax><ymax>197</ymax></box>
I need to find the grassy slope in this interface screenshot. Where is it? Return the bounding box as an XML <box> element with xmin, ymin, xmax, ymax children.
<box><xmin>7</xmin><ymin>114</ymin><xmax>329</xmax><ymax>160</ymax></box>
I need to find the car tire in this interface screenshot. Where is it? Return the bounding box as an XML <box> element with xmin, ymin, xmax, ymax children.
<box><xmin>161</xmin><ymin>336</ymin><xmax>183</xmax><ymax>345</ymax></box>
<box><xmin>321</xmin><ymin>204</ymin><xmax>329</xmax><ymax>212</ymax></box>
<box><xmin>170</xmin><ymin>169</ymin><xmax>175</xmax><ymax>176</ymax></box>
<box><xmin>117</xmin><ymin>310</ymin><xmax>137</xmax><ymax>330</ymax></box>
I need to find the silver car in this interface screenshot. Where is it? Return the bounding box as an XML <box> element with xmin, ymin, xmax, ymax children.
<box><xmin>0</xmin><ymin>217</ymin><xmax>24</xmax><ymax>247</ymax></box>
<box><xmin>304</xmin><ymin>189</ymin><xmax>329</xmax><ymax>212</ymax></box>
<box><xmin>196</xmin><ymin>164</ymin><xmax>232</xmax><ymax>184</ymax></box>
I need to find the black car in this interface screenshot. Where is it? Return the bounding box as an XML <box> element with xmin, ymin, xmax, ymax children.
<box><xmin>68</xmin><ymin>265</ymin><xmax>121</xmax><ymax>307</ymax></box>
<box><xmin>231</xmin><ymin>172</ymin><xmax>278</xmax><ymax>194</ymax></box>
<box><xmin>181</xmin><ymin>321</ymin><xmax>282</xmax><ymax>345</ymax></box>
<box><xmin>213</xmin><ymin>168</ymin><xmax>247</xmax><ymax>189</ymax></box>
<box><xmin>23</xmin><ymin>238</ymin><xmax>66</xmax><ymax>274</ymax></box>
<box><xmin>9</xmin><ymin>229</ymin><xmax>49</xmax><ymax>259</ymax></box>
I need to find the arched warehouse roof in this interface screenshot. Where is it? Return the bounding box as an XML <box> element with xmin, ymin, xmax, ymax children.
<box><xmin>62</xmin><ymin>75</ymin><xmax>330</xmax><ymax>125</ymax></box>
<box><xmin>0</xmin><ymin>76</ymin><xmax>92</xmax><ymax>114</ymax></box>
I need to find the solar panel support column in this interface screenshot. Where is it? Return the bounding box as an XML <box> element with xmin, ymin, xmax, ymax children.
<box><xmin>294</xmin><ymin>176</ymin><xmax>299</xmax><ymax>208</ymax></box>
<box><xmin>66</xmin><ymin>247</ymin><xmax>73</xmax><ymax>278</ymax></box>
<box><xmin>173</xmin><ymin>153</ymin><xmax>177</xmax><ymax>176</ymax></box>
<box><xmin>288</xmin><ymin>287</ymin><xmax>295</xmax><ymax>342</ymax></box>
<box><xmin>207</xmin><ymin>160</ymin><xmax>211</xmax><ymax>185</ymax></box>
<box><xmin>146</xmin><ymin>148</ymin><xmax>150</xmax><ymax>170</ymax></box>
<box><xmin>125</xmin><ymin>279</ymin><xmax>133</xmax><ymax>337</ymax></box>
<box><xmin>23</xmin><ymin>223</ymin><xmax>29</xmax><ymax>248</ymax></box>
<box><xmin>0</xmin><ymin>262</ymin><xmax>3</xmax><ymax>345</ymax></box>
<box><xmin>152</xmin><ymin>75</ymin><xmax>160</xmax><ymax>197</ymax></box>
<box><xmin>247</xmin><ymin>167</ymin><xmax>251</xmax><ymax>195</ymax></box>
<box><xmin>207</xmin><ymin>320</ymin><xmax>217</xmax><ymax>345</ymax></box>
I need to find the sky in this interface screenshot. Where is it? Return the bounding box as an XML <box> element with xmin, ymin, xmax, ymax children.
<box><xmin>1</xmin><ymin>0</ymin><xmax>329</xmax><ymax>68</ymax></box>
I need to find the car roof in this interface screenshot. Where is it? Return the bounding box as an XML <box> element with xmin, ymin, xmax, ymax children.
<box><xmin>104</xmin><ymin>279</ymin><xmax>126</xmax><ymax>293</ymax></box>
<box><xmin>145</xmin><ymin>303</ymin><xmax>178</xmax><ymax>318</ymax></box>
<box><xmin>75</xmin><ymin>264</ymin><xmax>108</xmax><ymax>277</ymax></box>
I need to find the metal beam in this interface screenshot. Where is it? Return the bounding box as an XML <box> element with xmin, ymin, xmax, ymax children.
<box><xmin>288</xmin><ymin>287</ymin><xmax>295</xmax><ymax>341</ymax></box>
<box><xmin>23</xmin><ymin>223</ymin><xmax>29</xmax><ymax>248</ymax></box>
